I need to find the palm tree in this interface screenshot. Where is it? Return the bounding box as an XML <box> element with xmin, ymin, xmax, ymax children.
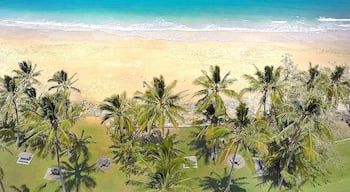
<box><xmin>13</xmin><ymin>60</ymin><xmax>41</xmax><ymax>89</ymax></box>
<box><xmin>193</xmin><ymin>65</ymin><xmax>238</xmax><ymax>162</ymax></box>
<box><xmin>300</xmin><ymin>63</ymin><xmax>332</xmax><ymax>103</ymax></box>
<box><xmin>210</xmin><ymin>103</ymin><xmax>268</xmax><ymax>192</ymax></box>
<box><xmin>198</xmin><ymin>104</ymin><xmax>227</xmax><ymax>162</ymax></box>
<box><xmin>275</xmin><ymin>93</ymin><xmax>333</xmax><ymax>190</ymax></box>
<box><xmin>141</xmin><ymin>136</ymin><xmax>192</xmax><ymax>191</ymax></box>
<box><xmin>243</xmin><ymin>65</ymin><xmax>284</xmax><ymax>117</ymax></box>
<box><xmin>325</xmin><ymin>65</ymin><xmax>350</xmax><ymax>108</ymax></box>
<box><xmin>99</xmin><ymin>92</ymin><xmax>136</xmax><ymax>141</ymax></box>
<box><xmin>0</xmin><ymin>75</ymin><xmax>21</xmax><ymax>148</ymax></box>
<box><xmin>224</xmin><ymin>103</ymin><xmax>251</xmax><ymax>192</ymax></box>
<box><xmin>305</xmin><ymin>63</ymin><xmax>321</xmax><ymax>91</ymax></box>
<box><xmin>47</xmin><ymin>70</ymin><xmax>81</xmax><ymax>121</ymax></box>
<box><xmin>48</xmin><ymin>70</ymin><xmax>80</xmax><ymax>94</ymax></box>
<box><xmin>19</xmin><ymin>86</ymin><xmax>38</xmax><ymax>115</ymax></box>
<box><xmin>0</xmin><ymin>61</ymin><xmax>41</xmax><ymax>148</ymax></box>
<box><xmin>26</xmin><ymin>94</ymin><xmax>72</xmax><ymax>192</ymax></box>
<box><xmin>134</xmin><ymin>75</ymin><xmax>186</xmax><ymax>136</ymax></box>
<box><xmin>193</xmin><ymin>65</ymin><xmax>237</xmax><ymax>117</ymax></box>
<box><xmin>41</xmin><ymin>94</ymin><xmax>70</xmax><ymax>192</ymax></box>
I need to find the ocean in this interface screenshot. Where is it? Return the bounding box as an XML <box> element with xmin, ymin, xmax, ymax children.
<box><xmin>0</xmin><ymin>0</ymin><xmax>350</xmax><ymax>40</ymax></box>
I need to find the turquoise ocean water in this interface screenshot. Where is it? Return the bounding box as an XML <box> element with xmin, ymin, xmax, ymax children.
<box><xmin>0</xmin><ymin>0</ymin><xmax>350</xmax><ymax>40</ymax></box>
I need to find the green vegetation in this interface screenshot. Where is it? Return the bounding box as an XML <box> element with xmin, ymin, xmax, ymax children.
<box><xmin>134</xmin><ymin>75</ymin><xmax>186</xmax><ymax>136</ymax></box>
<box><xmin>1</xmin><ymin>121</ymin><xmax>350</xmax><ymax>191</ymax></box>
<box><xmin>0</xmin><ymin>56</ymin><xmax>350</xmax><ymax>191</ymax></box>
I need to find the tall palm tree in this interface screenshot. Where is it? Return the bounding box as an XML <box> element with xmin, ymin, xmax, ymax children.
<box><xmin>210</xmin><ymin>103</ymin><xmax>268</xmax><ymax>192</ymax></box>
<box><xmin>26</xmin><ymin>94</ymin><xmax>72</xmax><ymax>192</ymax></box>
<box><xmin>193</xmin><ymin>65</ymin><xmax>237</xmax><ymax>117</ymax></box>
<box><xmin>300</xmin><ymin>63</ymin><xmax>331</xmax><ymax>100</ymax></box>
<box><xmin>141</xmin><ymin>136</ymin><xmax>192</xmax><ymax>191</ymax></box>
<box><xmin>198</xmin><ymin>103</ymin><xmax>228</xmax><ymax>162</ymax></box>
<box><xmin>193</xmin><ymin>65</ymin><xmax>238</xmax><ymax>162</ymax></box>
<box><xmin>275</xmin><ymin>93</ymin><xmax>332</xmax><ymax>190</ymax></box>
<box><xmin>41</xmin><ymin>94</ymin><xmax>70</xmax><ymax>192</ymax></box>
<box><xmin>0</xmin><ymin>75</ymin><xmax>21</xmax><ymax>148</ymax></box>
<box><xmin>14</xmin><ymin>61</ymin><xmax>41</xmax><ymax>120</ymax></box>
<box><xmin>305</xmin><ymin>63</ymin><xmax>321</xmax><ymax>91</ymax></box>
<box><xmin>134</xmin><ymin>75</ymin><xmax>186</xmax><ymax>136</ymax></box>
<box><xmin>325</xmin><ymin>65</ymin><xmax>350</xmax><ymax>108</ymax></box>
<box><xmin>99</xmin><ymin>92</ymin><xmax>136</xmax><ymax>141</ymax></box>
<box><xmin>13</xmin><ymin>60</ymin><xmax>41</xmax><ymax>89</ymax></box>
<box><xmin>48</xmin><ymin>70</ymin><xmax>80</xmax><ymax>94</ymax></box>
<box><xmin>243</xmin><ymin>65</ymin><xmax>284</xmax><ymax>117</ymax></box>
<box><xmin>48</xmin><ymin>70</ymin><xmax>84</xmax><ymax>124</ymax></box>
<box><xmin>18</xmin><ymin>86</ymin><xmax>38</xmax><ymax>115</ymax></box>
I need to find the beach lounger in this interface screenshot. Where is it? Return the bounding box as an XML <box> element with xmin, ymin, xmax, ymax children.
<box><xmin>16</xmin><ymin>152</ymin><xmax>33</xmax><ymax>165</ymax></box>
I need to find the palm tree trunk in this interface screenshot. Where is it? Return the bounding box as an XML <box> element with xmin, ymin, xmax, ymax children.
<box><xmin>211</xmin><ymin>139</ymin><xmax>218</xmax><ymax>162</ymax></box>
<box><xmin>224</xmin><ymin>141</ymin><xmax>240</xmax><ymax>192</ymax></box>
<box><xmin>54</xmin><ymin>132</ymin><xmax>66</xmax><ymax>192</ymax></box>
<box><xmin>13</xmin><ymin>100</ymin><xmax>20</xmax><ymax>148</ymax></box>
<box><xmin>277</xmin><ymin>128</ymin><xmax>302</xmax><ymax>190</ymax></box>
<box><xmin>0</xmin><ymin>180</ymin><xmax>5</xmax><ymax>192</ymax></box>
<box><xmin>262</xmin><ymin>89</ymin><xmax>268</xmax><ymax>117</ymax></box>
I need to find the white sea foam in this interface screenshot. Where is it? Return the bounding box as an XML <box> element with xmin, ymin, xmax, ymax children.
<box><xmin>339</xmin><ymin>24</ymin><xmax>350</xmax><ymax>27</ymax></box>
<box><xmin>318</xmin><ymin>17</ymin><xmax>350</xmax><ymax>22</ymax></box>
<box><xmin>0</xmin><ymin>17</ymin><xmax>349</xmax><ymax>39</ymax></box>
<box><xmin>0</xmin><ymin>19</ymin><xmax>193</xmax><ymax>32</ymax></box>
<box><xmin>271</xmin><ymin>20</ymin><xmax>288</xmax><ymax>24</ymax></box>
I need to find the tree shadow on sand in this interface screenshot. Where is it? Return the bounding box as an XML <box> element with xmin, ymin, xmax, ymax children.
<box><xmin>200</xmin><ymin>171</ymin><xmax>248</xmax><ymax>192</ymax></box>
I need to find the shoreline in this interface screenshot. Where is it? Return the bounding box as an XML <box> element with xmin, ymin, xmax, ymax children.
<box><xmin>1</xmin><ymin>25</ymin><xmax>350</xmax><ymax>44</ymax></box>
<box><xmin>0</xmin><ymin>26</ymin><xmax>350</xmax><ymax>103</ymax></box>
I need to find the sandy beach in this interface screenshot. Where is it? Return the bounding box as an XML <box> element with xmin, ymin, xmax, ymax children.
<box><xmin>0</xmin><ymin>26</ymin><xmax>350</xmax><ymax>103</ymax></box>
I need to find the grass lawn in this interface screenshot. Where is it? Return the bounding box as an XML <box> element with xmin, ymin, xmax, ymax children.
<box><xmin>303</xmin><ymin>140</ymin><xmax>350</xmax><ymax>192</ymax></box>
<box><xmin>1</xmin><ymin>118</ymin><xmax>350</xmax><ymax>191</ymax></box>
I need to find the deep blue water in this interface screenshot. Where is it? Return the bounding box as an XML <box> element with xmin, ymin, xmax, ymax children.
<box><xmin>0</xmin><ymin>0</ymin><xmax>350</xmax><ymax>39</ymax></box>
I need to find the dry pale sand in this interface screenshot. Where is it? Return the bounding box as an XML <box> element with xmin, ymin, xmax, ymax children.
<box><xmin>0</xmin><ymin>26</ymin><xmax>349</xmax><ymax>103</ymax></box>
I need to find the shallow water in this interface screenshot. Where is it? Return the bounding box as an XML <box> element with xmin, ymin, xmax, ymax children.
<box><xmin>1</xmin><ymin>0</ymin><xmax>350</xmax><ymax>40</ymax></box>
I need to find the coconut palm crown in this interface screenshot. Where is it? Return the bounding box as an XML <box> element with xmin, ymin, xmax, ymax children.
<box><xmin>243</xmin><ymin>65</ymin><xmax>285</xmax><ymax>117</ymax></box>
<box><xmin>13</xmin><ymin>60</ymin><xmax>41</xmax><ymax>89</ymax></box>
<box><xmin>48</xmin><ymin>70</ymin><xmax>80</xmax><ymax>93</ymax></box>
<box><xmin>193</xmin><ymin>65</ymin><xmax>238</xmax><ymax>119</ymax></box>
<box><xmin>134</xmin><ymin>75</ymin><xmax>186</xmax><ymax>136</ymax></box>
<box><xmin>99</xmin><ymin>92</ymin><xmax>136</xmax><ymax>141</ymax></box>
